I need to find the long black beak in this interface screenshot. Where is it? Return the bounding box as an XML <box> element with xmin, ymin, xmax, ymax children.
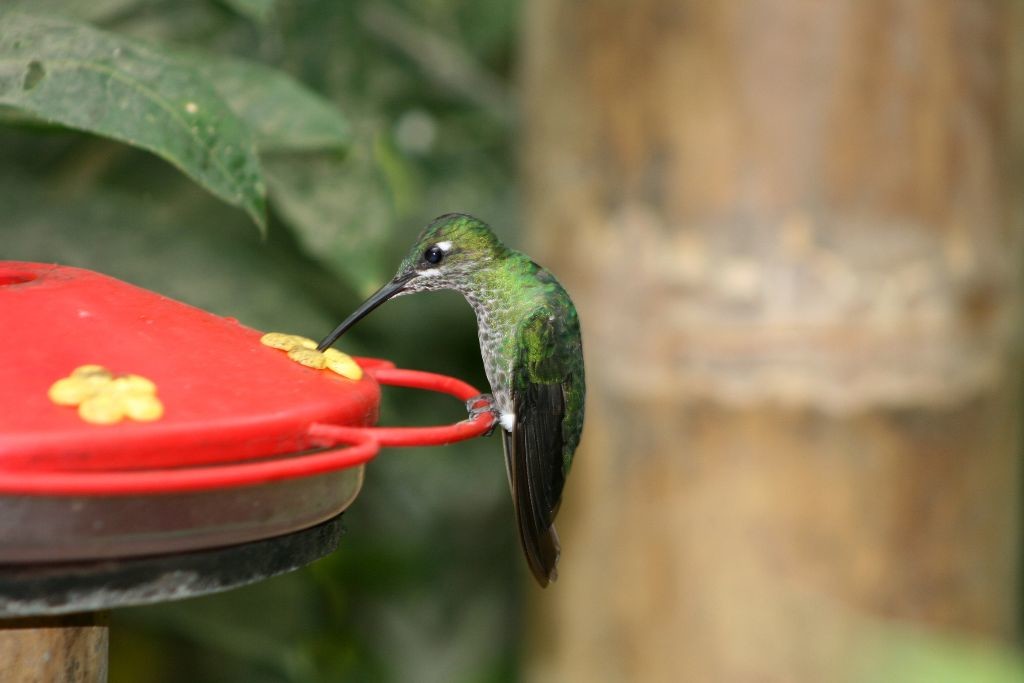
<box><xmin>316</xmin><ymin>272</ymin><xmax>416</xmax><ymax>351</ymax></box>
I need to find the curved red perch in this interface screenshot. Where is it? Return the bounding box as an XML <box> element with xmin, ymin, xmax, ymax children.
<box><xmin>0</xmin><ymin>365</ymin><xmax>495</xmax><ymax>495</ymax></box>
<box><xmin>327</xmin><ymin>366</ymin><xmax>495</xmax><ymax>447</ymax></box>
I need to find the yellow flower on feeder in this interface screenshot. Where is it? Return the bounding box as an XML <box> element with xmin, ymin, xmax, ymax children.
<box><xmin>48</xmin><ymin>365</ymin><xmax>164</xmax><ymax>425</ymax></box>
<box><xmin>260</xmin><ymin>332</ymin><xmax>363</xmax><ymax>381</ymax></box>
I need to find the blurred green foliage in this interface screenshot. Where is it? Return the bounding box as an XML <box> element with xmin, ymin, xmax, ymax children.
<box><xmin>1</xmin><ymin>0</ymin><xmax>522</xmax><ymax>680</ymax></box>
<box><xmin>851</xmin><ymin>622</ymin><xmax>1024</xmax><ymax>683</ymax></box>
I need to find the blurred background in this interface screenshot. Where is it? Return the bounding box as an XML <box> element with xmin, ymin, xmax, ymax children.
<box><xmin>1</xmin><ymin>0</ymin><xmax>1022</xmax><ymax>681</ymax></box>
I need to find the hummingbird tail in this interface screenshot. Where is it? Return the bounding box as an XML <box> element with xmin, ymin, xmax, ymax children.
<box><xmin>543</xmin><ymin>523</ymin><xmax>561</xmax><ymax>583</ymax></box>
<box><xmin>518</xmin><ymin>513</ymin><xmax>560</xmax><ymax>587</ymax></box>
<box><xmin>504</xmin><ymin>425</ymin><xmax>562</xmax><ymax>588</ymax></box>
<box><xmin>500</xmin><ymin>371</ymin><xmax>570</xmax><ymax>588</ymax></box>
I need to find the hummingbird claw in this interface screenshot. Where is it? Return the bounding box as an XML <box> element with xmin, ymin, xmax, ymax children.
<box><xmin>466</xmin><ymin>393</ymin><xmax>499</xmax><ymax>436</ymax></box>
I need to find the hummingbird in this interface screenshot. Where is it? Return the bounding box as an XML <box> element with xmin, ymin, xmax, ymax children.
<box><xmin>317</xmin><ymin>213</ymin><xmax>585</xmax><ymax>587</ymax></box>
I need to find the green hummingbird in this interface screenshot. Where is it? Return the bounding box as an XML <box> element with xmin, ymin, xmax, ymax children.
<box><xmin>317</xmin><ymin>213</ymin><xmax>585</xmax><ymax>586</ymax></box>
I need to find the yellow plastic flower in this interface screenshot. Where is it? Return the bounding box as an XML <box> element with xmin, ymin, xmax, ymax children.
<box><xmin>287</xmin><ymin>346</ymin><xmax>328</xmax><ymax>369</ymax></box>
<box><xmin>260</xmin><ymin>332</ymin><xmax>363</xmax><ymax>380</ymax></box>
<box><xmin>323</xmin><ymin>348</ymin><xmax>363</xmax><ymax>380</ymax></box>
<box><xmin>259</xmin><ymin>332</ymin><xmax>317</xmax><ymax>351</ymax></box>
<box><xmin>48</xmin><ymin>365</ymin><xmax>164</xmax><ymax>425</ymax></box>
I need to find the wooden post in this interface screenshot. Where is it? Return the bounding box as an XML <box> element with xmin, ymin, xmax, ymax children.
<box><xmin>0</xmin><ymin>614</ymin><xmax>108</xmax><ymax>682</ymax></box>
<box><xmin>523</xmin><ymin>1</ymin><xmax>1022</xmax><ymax>680</ymax></box>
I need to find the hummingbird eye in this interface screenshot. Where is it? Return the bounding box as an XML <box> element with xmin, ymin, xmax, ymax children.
<box><xmin>424</xmin><ymin>245</ymin><xmax>444</xmax><ymax>265</ymax></box>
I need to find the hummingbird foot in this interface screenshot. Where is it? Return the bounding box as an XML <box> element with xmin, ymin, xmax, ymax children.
<box><xmin>466</xmin><ymin>393</ymin><xmax>499</xmax><ymax>436</ymax></box>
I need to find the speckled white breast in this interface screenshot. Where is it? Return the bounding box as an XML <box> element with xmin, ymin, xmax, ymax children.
<box><xmin>464</xmin><ymin>290</ymin><xmax>516</xmax><ymax>417</ymax></box>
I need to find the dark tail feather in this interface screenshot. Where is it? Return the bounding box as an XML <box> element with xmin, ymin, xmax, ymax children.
<box><xmin>517</xmin><ymin>509</ymin><xmax>560</xmax><ymax>587</ymax></box>
<box><xmin>505</xmin><ymin>428</ymin><xmax>561</xmax><ymax>587</ymax></box>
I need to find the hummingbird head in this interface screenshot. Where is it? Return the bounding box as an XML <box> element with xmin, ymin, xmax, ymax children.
<box><xmin>317</xmin><ymin>213</ymin><xmax>509</xmax><ymax>351</ymax></box>
<box><xmin>393</xmin><ymin>213</ymin><xmax>509</xmax><ymax>294</ymax></box>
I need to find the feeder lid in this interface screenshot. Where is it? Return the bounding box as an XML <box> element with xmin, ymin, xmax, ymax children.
<box><xmin>0</xmin><ymin>261</ymin><xmax>492</xmax><ymax>565</ymax></box>
<box><xmin>0</xmin><ymin>261</ymin><xmax>381</xmax><ymax>474</ymax></box>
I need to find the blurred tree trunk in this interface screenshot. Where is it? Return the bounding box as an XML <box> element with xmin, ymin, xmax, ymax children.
<box><xmin>522</xmin><ymin>1</ymin><xmax>1022</xmax><ymax>680</ymax></box>
<box><xmin>0</xmin><ymin>615</ymin><xmax>108</xmax><ymax>682</ymax></box>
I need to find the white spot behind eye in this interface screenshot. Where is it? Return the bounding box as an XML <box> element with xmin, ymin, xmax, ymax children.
<box><xmin>436</xmin><ymin>241</ymin><xmax>453</xmax><ymax>252</ymax></box>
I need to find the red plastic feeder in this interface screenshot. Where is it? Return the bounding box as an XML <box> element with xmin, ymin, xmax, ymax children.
<box><xmin>0</xmin><ymin>261</ymin><xmax>493</xmax><ymax>565</ymax></box>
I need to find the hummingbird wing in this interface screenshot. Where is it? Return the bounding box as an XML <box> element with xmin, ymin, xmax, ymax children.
<box><xmin>506</xmin><ymin>306</ymin><xmax>575</xmax><ymax>587</ymax></box>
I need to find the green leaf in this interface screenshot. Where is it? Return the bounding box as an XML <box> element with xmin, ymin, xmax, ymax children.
<box><xmin>183</xmin><ymin>54</ymin><xmax>350</xmax><ymax>153</ymax></box>
<box><xmin>0</xmin><ymin>31</ymin><xmax>351</xmax><ymax>155</ymax></box>
<box><xmin>0</xmin><ymin>12</ymin><xmax>266</xmax><ymax>229</ymax></box>
<box><xmin>264</xmin><ymin>148</ymin><xmax>395</xmax><ymax>296</ymax></box>
<box><xmin>220</xmin><ymin>0</ymin><xmax>276</xmax><ymax>24</ymax></box>
<box><xmin>4</xmin><ymin>0</ymin><xmax>148</xmax><ymax>24</ymax></box>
